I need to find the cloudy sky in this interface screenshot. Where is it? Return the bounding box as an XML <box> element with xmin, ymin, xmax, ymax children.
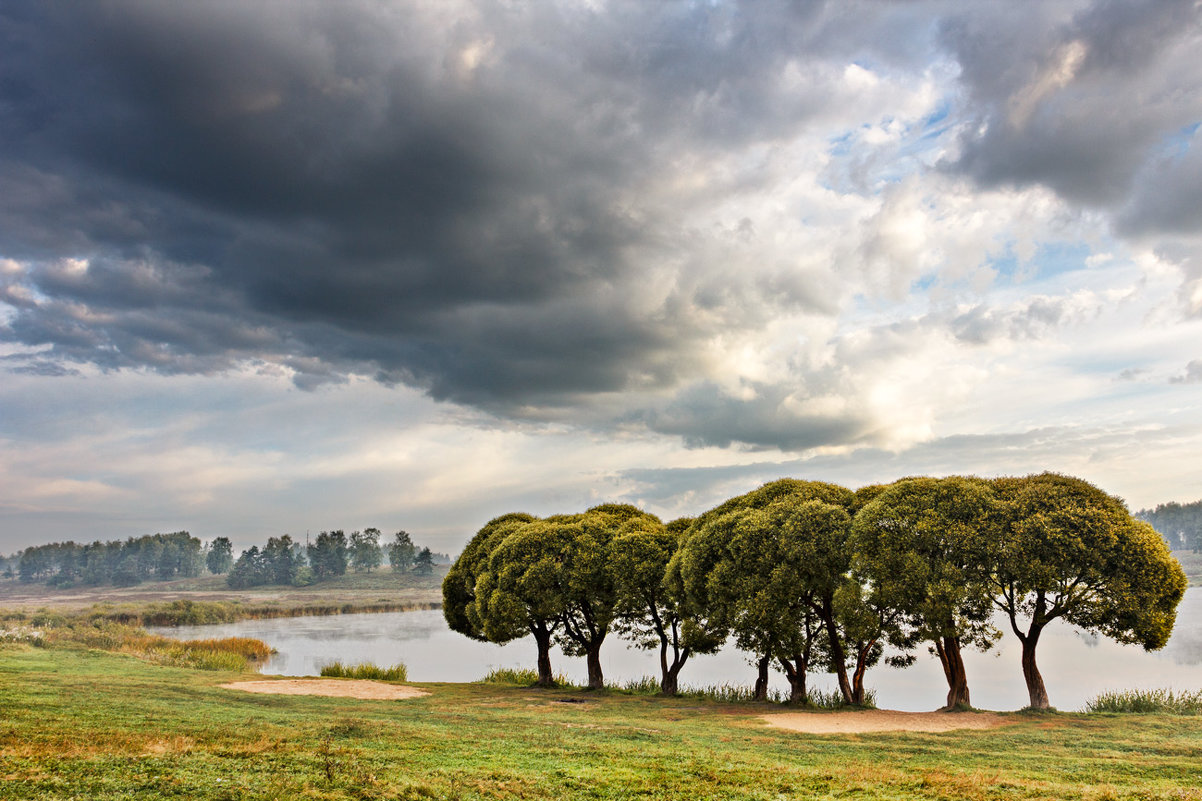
<box><xmin>2</xmin><ymin>0</ymin><xmax>1200</xmax><ymax>554</ymax></box>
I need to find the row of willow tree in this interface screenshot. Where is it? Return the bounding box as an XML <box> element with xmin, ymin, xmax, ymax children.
<box><xmin>443</xmin><ymin>473</ymin><xmax>1186</xmax><ymax>710</ymax></box>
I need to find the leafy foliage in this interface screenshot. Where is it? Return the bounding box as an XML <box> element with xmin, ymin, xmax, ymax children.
<box><xmin>851</xmin><ymin>476</ymin><xmax>1001</xmax><ymax>710</ymax></box>
<box><xmin>349</xmin><ymin>529</ymin><xmax>383</xmax><ymax>573</ymax></box>
<box><xmin>18</xmin><ymin>532</ymin><xmax>204</xmax><ymax>587</ymax></box>
<box><xmin>205</xmin><ymin>536</ymin><xmax>233</xmax><ymax>574</ymax></box>
<box><xmin>990</xmin><ymin>473</ymin><xmax>1188</xmax><ymax>708</ymax></box>
<box><xmin>387</xmin><ymin>530</ymin><xmax>416</xmax><ymax>572</ymax></box>
<box><xmin>307</xmin><ymin>530</ymin><xmax>349</xmax><ymax>581</ymax></box>
<box><xmin>1136</xmin><ymin>499</ymin><xmax>1202</xmax><ymax>551</ymax></box>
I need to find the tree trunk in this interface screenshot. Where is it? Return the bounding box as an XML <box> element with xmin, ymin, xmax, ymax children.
<box><xmin>934</xmin><ymin>636</ymin><xmax>971</xmax><ymax>710</ymax></box>
<box><xmin>661</xmin><ymin>649</ymin><xmax>689</xmax><ymax>696</ymax></box>
<box><xmin>779</xmin><ymin>656</ymin><xmax>808</xmax><ymax>705</ymax></box>
<box><xmin>850</xmin><ymin>642</ymin><xmax>873</xmax><ymax>706</ymax></box>
<box><xmin>821</xmin><ymin>609</ymin><xmax>854</xmax><ymax>704</ymax></box>
<box><xmin>753</xmin><ymin>653</ymin><xmax>771</xmax><ymax>702</ymax></box>
<box><xmin>533</xmin><ymin>627</ymin><xmax>554</xmax><ymax>688</ymax></box>
<box><xmin>585</xmin><ymin>640</ymin><xmax>604</xmax><ymax>690</ymax></box>
<box><xmin>1020</xmin><ymin>628</ymin><xmax>1050</xmax><ymax>709</ymax></box>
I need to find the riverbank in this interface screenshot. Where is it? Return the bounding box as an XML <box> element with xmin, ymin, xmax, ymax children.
<box><xmin>2</xmin><ymin>643</ymin><xmax>1200</xmax><ymax>800</ymax></box>
<box><xmin>0</xmin><ymin>568</ymin><xmax>446</xmax><ymax>624</ymax></box>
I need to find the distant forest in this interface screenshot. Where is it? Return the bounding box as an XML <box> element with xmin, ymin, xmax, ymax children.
<box><xmin>1</xmin><ymin>528</ymin><xmax>450</xmax><ymax>588</ymax></box>
<box><xmin>1135</xmin><ymin>500</ymin><xmax>1202</xmax><ymax>552</ymax></box>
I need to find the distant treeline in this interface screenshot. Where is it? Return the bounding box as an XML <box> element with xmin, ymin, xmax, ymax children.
<box><xmin>224</xmin><ymin>529</ymin><xmax>448</xmax><ymax>589</ymax></box>
<box><xmin>1136</xmin><ymin>500</ymin><xmax>1202</xmax><ymax>552</ymax></box>
<box><xmin>4</xmin><ymin>528</ymin><xmax>450</xmax><ymax>588</ymax></box>
<box><xmin>11</xmin><ymin>532</ymin><xmax>204</xmax><ymax>586</ymax></box>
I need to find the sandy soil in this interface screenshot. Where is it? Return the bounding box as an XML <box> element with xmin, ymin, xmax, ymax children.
<box><xmin>221</xmin><ymin>678</ymin><xmax>429</xmax><ymax>700</ymax></box>
<box><xmin>762</xmin><ymin>709</ymin><xmax>1009</xmax><ymax>734</ymax></box>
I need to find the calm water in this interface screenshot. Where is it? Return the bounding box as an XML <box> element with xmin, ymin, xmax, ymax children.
<box><xmin>152</xmin><ymin>588</ymin><xmax>1202</xmax><ymax>712</ymax></box>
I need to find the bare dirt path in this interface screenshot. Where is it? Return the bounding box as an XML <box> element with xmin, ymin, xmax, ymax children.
<box><xmin>221</xmin><ymin>678</ymin><xmax>429</xmax><ymax>700</ymax></box>
<box><xmin>762</xmin><ymin>709</ymin><xmax>1009</xmax><ymax>734</ymax></box>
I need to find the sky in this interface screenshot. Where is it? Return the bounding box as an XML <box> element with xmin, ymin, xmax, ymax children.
<box><xmin>2</xmin><ymin>0</ymin><xmax>1201</xmax><ymax>555</ymax></box>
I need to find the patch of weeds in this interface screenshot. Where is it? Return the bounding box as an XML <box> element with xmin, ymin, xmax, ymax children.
<box><xmin>476</xmin><ymin>666</ymin><xmax>576</xmax><ymax>688</ymax></box>
<box><xmin>1086</xmin><ymin>688</ymin><xmax>1202</xmax><ymax>715</ymax></box>
<box><xmin>319</xmin><ymin>660</ymin><xmax>408</xmax><ymax>682</ymax></box>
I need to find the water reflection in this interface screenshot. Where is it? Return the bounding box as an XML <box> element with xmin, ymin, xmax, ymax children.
<box><xmin>152</xmin><ymin>587</ymin><xmax>1201</xmax><ymax>712</ymax></box>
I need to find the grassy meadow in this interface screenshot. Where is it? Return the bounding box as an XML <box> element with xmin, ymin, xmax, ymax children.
<box><xmin>3</xmin><ymin>638</ymin><xmax>1202</xmax><ymax>800</ymax></box>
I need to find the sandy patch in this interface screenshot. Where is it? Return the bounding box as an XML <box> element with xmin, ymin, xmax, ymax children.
<box><xmin>763</xmin><ymin>709</ymin><xmax>1008</xmax><ymax>735</ymax></box>
<box><xmin>221</xmin><ymin>678</ymin><xmax>429</xmax><ymax>700</ymax></box>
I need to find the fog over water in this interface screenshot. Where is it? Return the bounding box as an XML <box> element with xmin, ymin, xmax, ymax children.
<box><xmin>155</xmin><ymin>588</ymin><xmax>1201</xmax><ymax>712</ymax></box>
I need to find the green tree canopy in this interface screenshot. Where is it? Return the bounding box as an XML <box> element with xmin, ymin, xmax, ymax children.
<box><xmin>674</xmin><ymin>479</ymin><xmax>861</xmax><ymax>703</ymax></box>
<box><xmin>473</xmin><ymin>517</ymin><xmax>570</xmax><ymax>687</ymax></box>
<box><xmin>611</xmin><ymin>515</ymin><xmax>723</xmax><ymax>695</ymax></box>
<box><xmin>555</xmin><ymin>504</ymin><xmax>662</xmax><ymax>689</ymax></box>
<box><xmin>206</xmin><ymin>537</ymin><xmax>233</xmax><ymax>575</ymax></box>
<box><xmin>307</xmin><ymin>530</ymin><xmax>348</xmax><ymax>581</ymax></box>
<box><xmin>349</xmin><ymin>528</ymin><xmax>383</xmax><ymax>572</ymax></box>
<box><xmin>990</xmin><ymin>472</ymin><xmax>1188</xmax><ymax>709</ymax></box>
<box><xmin>851</xmin><ymin>476</ymin><xmax>1000</xmax><ymax>710</ymax></box>
<box><xmin>388</xmin><ymin>530</ymin><xmax>417</xmax><ymax>573</ymax></box>
<box><xmin>413</xmin><ymin>546</ymin><xmax>435</xmax><ymax>575</ymax></box>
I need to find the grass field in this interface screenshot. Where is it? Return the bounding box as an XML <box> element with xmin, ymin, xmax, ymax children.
<box><xmin>3</xmin><ymin>641</ymin><xmax>1201</xmax><ymax>800</ymax></box>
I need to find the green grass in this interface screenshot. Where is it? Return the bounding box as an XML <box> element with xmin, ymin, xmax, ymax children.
<box><xmin>319</xmin><ymin>660</ymin><xmax>409</xmax><ymax>682</ymax></box>
<box><xmin>1086</xmin><ymin>688</ymin><xmax>1202</xmax><ymax>715</ymax></box>
<box><xmin>5</xmin><ymin>642</ymin><xmax>1202</xmax><ymax>800</ymax></box>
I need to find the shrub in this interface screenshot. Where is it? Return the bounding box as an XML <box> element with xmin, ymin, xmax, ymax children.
<box><xmin>319</xmin><ymin>660</ymin><xmax>408</xmax><ymax>682</ymax></box>
<box><xmin>1086</xmin><ymin>689</ymin><xmax>1202</xmax><ymax>715</ymax></box>
<box><xmin>477</xmin><ymin>667</ymin><xmax>576</xmax><ymax>687</ymax></box>
<box><xmin>678</xmin><ymin>683</ymin><xmax>787</xmax><ymax>703</ymax></box>
<box><xmin>618</xmin><ymin>676</ymin><xmax>661</xmax><ymax>695</ymax></box>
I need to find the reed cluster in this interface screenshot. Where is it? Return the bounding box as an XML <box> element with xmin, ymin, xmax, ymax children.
<box><xmin>319</xmin><ymin>660</ymin><xmax>409</xmax><ymax>682</ymax></box>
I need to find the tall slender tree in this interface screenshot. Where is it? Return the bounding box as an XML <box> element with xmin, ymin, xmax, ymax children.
<box><xmin>206</xmin><ymin>537</ymin><xmax>234</xmax><ymax>574</ymax></box>
<box><xmin>388</xmin><ymin>530</ymin><xmax>417</xmax><ymax>572</ymax></box>
<box><xmin>350</xmin><ymin>528</ymin><xmax>383</xmax><ymax>572</ymax></box>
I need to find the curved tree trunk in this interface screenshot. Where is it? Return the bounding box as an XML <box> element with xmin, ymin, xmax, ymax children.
<box><xmin>778</xmin><ymin>655</ymin><xmax>808</xmax><ymax>705</ymax></box>
<box><xmin>753</xmin><ymin>653</ymin><xmax>771</xmax><ymax>702</ymax></box>
<box><xmin>850</xmin><ymin>640</ymin><xmax>876</xmax><ymax>706</ymax></box>
<box><xmin>660</xmin><ymin>648</ymin><xmax>689</xmax><ymax>696</ymax></box>
<box><xmin>934</xmin><ymin>636</ymin><xmax>971</xmax><ymax>710</ymax></box>
<box><xmin>1020</xmin><ymin>628</ymin><xmax>1050</xmax><ymax>709</ymax></box>
<box><xmin>585</xmin><ymin>640</ymin><xmax>605</xmax><ymax>690</ymax></box>
<box><xmin>533</xmin><ymin>626</ymin><xmax>554</xmax><ymax>688</ymax></box>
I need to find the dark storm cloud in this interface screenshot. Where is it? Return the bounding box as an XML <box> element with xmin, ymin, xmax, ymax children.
<box><xmin>943</xmin><ymin>0</ymin><xmax>1202</xmax><ymax>214</ymax></box>
<box><xmin>0</xmin><ymin>1</ymin><xmax>830</xmax><ymax>395</ymax></box>
<box><xmin>1</xmin><ymin>0</ymin><xmax>1197</xmax><ymax>453</ymax></box>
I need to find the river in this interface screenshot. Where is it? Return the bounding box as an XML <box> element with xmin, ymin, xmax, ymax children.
<box><xmin>152</xmin><ymin>587</ymin><xmax>1202</xmax><ymax>712</ymax></box>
